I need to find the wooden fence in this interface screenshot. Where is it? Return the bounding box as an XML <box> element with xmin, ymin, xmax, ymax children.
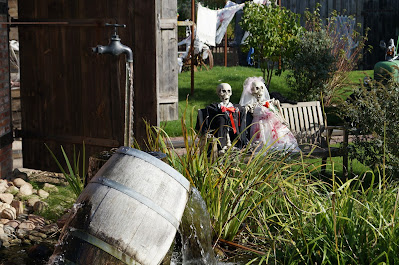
<box><xmin>181</xmin><ymin>0</ymin><xmax>399</xmax><ymax>69</ymax></box>
<box><xmin>281</xmin><ymin>0</ymin><xmax>399</xmax><ymax>69</ymax></box>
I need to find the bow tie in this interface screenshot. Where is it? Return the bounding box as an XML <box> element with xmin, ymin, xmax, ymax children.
<box><xmin>221</xmin><ymin>106</ymin><xmax>237</xmax><ymax>133</ymax></box>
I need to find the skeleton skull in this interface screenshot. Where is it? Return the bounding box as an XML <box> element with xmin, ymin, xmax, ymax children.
<box><xmin>217</xmin><ymin>83</ymin><xmax>232</xmax><ymax>105</ymax></box>
<box><xmin>250</xmin><ymin>80</ymin><xmax>265</xmax><ymax>101</ymax></box>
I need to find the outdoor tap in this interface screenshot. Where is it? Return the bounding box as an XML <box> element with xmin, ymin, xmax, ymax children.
<box><xmin>92</xmin><ymin>23</ymin><xmax>133</xmax><ymax>63</ymax></box>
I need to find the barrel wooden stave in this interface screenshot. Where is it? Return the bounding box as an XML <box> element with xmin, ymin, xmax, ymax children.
<box><xmin>53</xmin><ymin>149</ymin><xmax>189</xmax><ymax>265</ymax></box>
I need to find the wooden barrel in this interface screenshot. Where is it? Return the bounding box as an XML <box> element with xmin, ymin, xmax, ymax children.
<box><xmin>49</xmin><ymin>146</ymin><xmax>190</xmax><ymax>265</ymax></box>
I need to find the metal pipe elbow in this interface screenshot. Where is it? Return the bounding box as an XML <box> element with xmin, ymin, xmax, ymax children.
<box><xmin>120</xmin><ymin>45</ymin><xmax>133</xmax><ymax>63</ymax></box>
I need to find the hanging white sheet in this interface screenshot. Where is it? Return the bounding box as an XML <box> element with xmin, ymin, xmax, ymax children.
<box><xmin>253</xmin><ymin>0</ymin><xmax>272</xmax><ymax>4</ymax></box>
<box><xmin>215</xmin><ymin>1</ymin><xmax>245</xmax><ymax>44</ymax></box>
<box><xmin>197</xmin><ymin>3</ymin><xmax>217</xmax><ymax>47</ymax></box>
<box><xmin>334</xmin><ymin>15</ymin><xmax>358</xmax><ymax>59</ymax></box>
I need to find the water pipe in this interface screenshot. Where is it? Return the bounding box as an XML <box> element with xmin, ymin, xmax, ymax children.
<box><xmin>92</xmin><ymin>23</ymin><xmax>134</xmax><ymax>146</ymax></box>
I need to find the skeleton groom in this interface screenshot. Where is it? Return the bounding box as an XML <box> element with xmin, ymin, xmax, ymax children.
<box><xmin>196</xmin><ymin>83</ymin><xmax>247</xmax><ymax>152</ymax></box>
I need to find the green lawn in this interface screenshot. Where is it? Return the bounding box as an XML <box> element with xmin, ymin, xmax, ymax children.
<box><xmin>161</xmin><ymin>66</ymin><xmax>373</xmax><ymax>136</ymax></box>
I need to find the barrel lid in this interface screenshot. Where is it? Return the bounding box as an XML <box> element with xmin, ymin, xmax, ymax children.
<box><xmin>116</xmin><ymin>146</ymin><xmax>190</xmax><ymax>191</ymax></box>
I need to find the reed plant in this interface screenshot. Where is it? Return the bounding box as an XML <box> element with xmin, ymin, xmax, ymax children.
<box><xmin>45</xmin><ymin>143</ymin><xmax>86</xmax><ymax>197</ymax></box>
<box><xmin>141</xmin><ymin>107</ymin><xmax>399</xmax><ymax>264</ymax></box>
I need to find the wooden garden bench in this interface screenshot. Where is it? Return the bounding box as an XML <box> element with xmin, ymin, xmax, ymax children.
<box><xmin>177</xmin><ymin>101</ymin><xmax>349</xmax><ymax>175</ymax></box>
<box><xmin>280</xmin><ymin>101</ymin><xmax>348</xmax><ymax>175</ymax></box>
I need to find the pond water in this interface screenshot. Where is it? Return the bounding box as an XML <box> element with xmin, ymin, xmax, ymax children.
<box><xmin>0</xmin><ymin>188</ymin><xmax>243</xmax><ymax>265</ymax></box>
<box><xmin>0</xmin><ymin>243</ymin><xmax>53</xmax><ymax>265</ymax></box>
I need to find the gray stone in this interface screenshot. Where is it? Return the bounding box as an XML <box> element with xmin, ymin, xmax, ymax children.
<box><xmin>0</xmin><ymin>202</ymin><xmax>10</xmax><ymax>212</ymax></box>
<box><xmin>0</xmin><ymin>180</ymin><xmax>8</xmax><ymax>193</ymax></box>
<box><xmin>0</xmin><ymin>234</ymin><xmax>10</xmax><ymax>247</ymax></box>
<box><xmin>28</xmin><ymin>235</ymin><xmax>42</xmax><ymax>243</ymax></box>
<box><xmin>3</xmin><ymin>225</ymin><xmax>15</xmax><ymax>235</ymax></box>
<box><xmin>0</xmin><ymin>224</ymin><xmax>3</xmax><ymax>235</ymax></box>
<box><xmin>5</xmin><ymin>220</ymin><xmax>20</xmax><ymax>228</ymax></box>
<box><xmin>0</xmin><ymin>193</ymin><xmax>14</xmax><ymax>205</ymax></box>
<box><xmin>43</xmin><ymin>183</ymin><xmax>59</xmax><ymax>193</ymax></box>
<box><xmin>16</xmin><ymin>228</ymin><xmax>28</xmax><ymax>239</ymax></box>
<box><xmin>1</xmin><ymin>207</ymin><xmax>17</xmax><ymax>220</ymax></box>
<box><xmin>18</xmin><ymin>220</ymin><xmax>35</xmax><ymax>230</ymax></box>
<box><xmin>11</xmin><ymin>200</ymin><xmax>24</xmax><ymax>216</ymax></box>
<box><xmin>37</xmin><ymin>189</ymin><xmax>50</xmax><ymax>199</ymax></box>
<box><xmin>39</xmin><ymin>224</ymin><xmax>59</xmax><ymax>235</ymax></box>
<box><xmin>27</xmin><ymin>196</ymin><xmax>40</xmax><ymax>207</ymax></box>
<box><xmin>5</xmin><ymin>186</ymin><xmax>19</xmax><ymax>195</ymax></box>
<box><xmin>13</xmin><ymin>178</ymin><xmax>27</xmax><ymax>188</ymax></box>
<box><xmin>29</xmin><ymin>230</ymin><xmax>47</xmax><ymax>239</ymax></box>
<box><xmin>18</xmin><ymin>183</ymin><xmax>33</xmax><ymax>197</ymax></box>
<box><xmin>9</xmin><ymin>238</ymin><xmax>21</xmax><ymax>245</ymax></box>
<box><xmin>33</xmin><ymin>201</ymin><xmax>48</xmax><ymax>213</ymax></box>
<box><xmin>28</xmin><ymin>215</ymin><xmax>46</xmax><ymax>229</ymax></box>
<box><xmin>0</xmin><ymin>218</ymin><xmax>9</xmax><ymax>225</ymax></box>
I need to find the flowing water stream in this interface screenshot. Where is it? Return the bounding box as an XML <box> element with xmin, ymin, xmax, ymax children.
<box><xmin>171</xmin><ymin>187</ymin><xmax>217</xmax><ymax>265</ymax></box>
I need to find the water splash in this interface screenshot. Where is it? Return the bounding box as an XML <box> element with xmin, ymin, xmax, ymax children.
<box><xmin>47</xmin><ymin>202</ymin><xmax>85</xmax><ymax>264</ymax></box>
<box><xmin>172</xmin><ymin>187</ymin><xmax>217</xmax><ymax>265</ymax></box>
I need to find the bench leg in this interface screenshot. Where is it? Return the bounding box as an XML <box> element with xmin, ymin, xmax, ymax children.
<box><xmin>321</xmin><ymin>157</ymin><xmax>327</xmax><ymax>175</ymax></box>
<box><xmin>343</xmin><ymin>129</ymin><xmax>349</xmax><ymax>177</ymax></box>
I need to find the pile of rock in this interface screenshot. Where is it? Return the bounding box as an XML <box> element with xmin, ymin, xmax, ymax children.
<box><xmin>0</xmin><ymin>177</ymin><xmax>61</xmax><ymax>248</ymax></box>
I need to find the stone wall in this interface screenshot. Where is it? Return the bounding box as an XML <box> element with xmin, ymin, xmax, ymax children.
<box><xmin>0</xmin><ymin>0</ymin><xmax>13</xmax><ymax>178</ymax></box>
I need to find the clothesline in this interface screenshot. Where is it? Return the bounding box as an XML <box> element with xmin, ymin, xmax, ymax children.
<box><xmin>196</xmin><ymin>0</ymin><xmax>273</xmax><ymax>46</ymax></box>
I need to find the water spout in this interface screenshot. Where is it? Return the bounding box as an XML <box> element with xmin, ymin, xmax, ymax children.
<box><xmin>92</xmin><ymin>23</ymin><xmax>134</xmax><ymax>146</ymax></box>
<box><xmin>92</xmin><ymin>23</ymin><xmax>133</xmax><ymax>62</ymax></box>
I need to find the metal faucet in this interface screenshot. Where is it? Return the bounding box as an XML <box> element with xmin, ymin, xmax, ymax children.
<box><xmin>92</xmin><ymin>23</ymin><xmax>133</xmax><ymax>62</ymax></box>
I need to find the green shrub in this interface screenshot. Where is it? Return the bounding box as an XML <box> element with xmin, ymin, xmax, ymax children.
<box><xmin>340</xmin><ymin>79</ymin><xmax>399</xmax><ymax>177</ymax></box>
<box><xmin>287</xmin><ymin>29</ymin><xmax>337</xmax><ymax>101</ymax></box>
<box><xmin>288</xmin><ymin>4</ymin><xmax>369</xmax><ymax>105</ymax></box>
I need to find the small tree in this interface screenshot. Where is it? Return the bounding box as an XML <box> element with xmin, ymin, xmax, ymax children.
<box><xmin>240</xmin><ymin>2</ymin><xmax>302</xmax><ymax>87</ymax></box>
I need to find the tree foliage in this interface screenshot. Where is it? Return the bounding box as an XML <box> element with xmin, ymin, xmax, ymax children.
<box><xmin>240</xmin><ymin>2</ymin><xmax>302</xmax><ymax>87</ymax></box>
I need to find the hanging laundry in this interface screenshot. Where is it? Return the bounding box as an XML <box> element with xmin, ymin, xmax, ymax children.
<box><xmin>334</xmin><ymin>15</ymin><xmax>358</xmax><ymax>59</ymax></box>
<box><xmin>197</xmin><ymin>3</ymin><xmax>217</xmax><ymax>47</ymax></box>
<box><xmin>253</xmin><ymin>0</ymin><xmax>272</xmax><ymax>5</ymax></box>
<box><xmin>215</xmin><ymin>1</ymin><xmax>245</xmax><ymax>44</ymax></box>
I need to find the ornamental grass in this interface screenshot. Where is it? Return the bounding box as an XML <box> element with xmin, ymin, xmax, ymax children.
<box><xmin>141</xmin><ymin>107</ymin><xmax>399</xmax><ymax>265</ymax></box>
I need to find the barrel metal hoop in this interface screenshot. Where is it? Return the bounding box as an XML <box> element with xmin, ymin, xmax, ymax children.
<box><xmin>116</xmin><ymin>146</ymin><xmax>190</xmax><ymax>191</ymax></box>
<box><xmin>69</xmin><ymin>228</ymin><xmax>141</xmax><ymax>265</ymax></box>
<box><xmin>92</xmin><ymin>177</ymin><xmax>180</xmax><ymax>229</ymax></box>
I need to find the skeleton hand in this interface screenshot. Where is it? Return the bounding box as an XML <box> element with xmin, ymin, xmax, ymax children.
<box><xmin>246</xmin><ymin>103</ymin><xmax>255</xmax><ymax>113</ymax></box>
<box><xmin>269</xmin><ymin>98</ymin><xmax>280</xmax><ymax>107</ymax></box>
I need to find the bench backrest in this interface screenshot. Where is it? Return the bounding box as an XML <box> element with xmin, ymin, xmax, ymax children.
<box><xmin>280</xmin><ymin>101</ymin><xmax>326</xmax><ymax>146</ymax></box>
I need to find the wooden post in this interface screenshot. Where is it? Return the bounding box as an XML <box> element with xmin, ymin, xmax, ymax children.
<box><xmin>278</xmin><ymin>0</ymin><xmax>281</xmax><ymax>70</ymax></box>
<box><xmin>190</xmin><ymin>0</ymin><xmax>195</xmax><ymax>95</ymax></box>
<box><xmin>224</xmin><ymin>32</ymin><xmax>228</xmax><ymax>67</ymax></box>
<box><xmin>224</xmin><ymin>0</ymin><xmax>228</xmax><ymax>67</ymax></box>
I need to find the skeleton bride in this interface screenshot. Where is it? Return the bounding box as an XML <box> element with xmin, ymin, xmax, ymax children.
<box><xmin>239</xmin><ymin>76</ymin><xmax>300</xmax><ymax>153</ymax></box>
